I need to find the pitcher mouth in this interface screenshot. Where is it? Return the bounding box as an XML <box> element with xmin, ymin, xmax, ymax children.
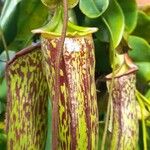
<box><xmin>32</xmin><ymin>6</ymin><xmax>98</xmax><ymax>37</ymax></box>
<box><xmin>32</xmin><ymin>21</ymin><xmax>98</xmax><ymax>37</ymax></box>
<box><xmin>106</xmin><ymin>53</ymin><xmax>138</xmax><ymax>80</ymax></box>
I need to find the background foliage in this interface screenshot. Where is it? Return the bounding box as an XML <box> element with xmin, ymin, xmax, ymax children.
<box><xmin>0</xmin><ymin>0</ymin><xmax>150</xmax><ymax>149</ymax></box>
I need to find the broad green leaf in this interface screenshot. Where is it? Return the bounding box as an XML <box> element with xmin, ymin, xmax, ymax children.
<box><xmin>0</xmin><ymin>0</ymin><xmax>48</xmax><ymax>52</ymax></box>
<box><xmin>0</xmin><ymin>0</ymin><xmax>21</xmax><ymax>51</ymax></box>
<box><xmin>117</xmin><ymin>0</ymin><xmax>138</xmax><ymax>33</ymax></box>
<box><xmin>128</xmin><ymin>36</ymin><xmax>150</xmax><ymax>82</ymax></box>
<box><xmin>136</xmin><ymin>62</ymin><xmax>150</xmax><ymax>83</ymax></box>
<box><xmin>84</xmin><ymin>0</ymin><xmax>124</xmax><ymax>45</ymax></box>
<box><xmin>84</xmin><ymin>17</ymin><xmax>110</xmax><ymax>42</ymax></box>
<box><xmin>103</xmin><ymin>0</ymin><xmax>125</xmax><ymax>48</ymax></box>
<box><xmin>128</xmin><ymin>36</ymin><xmax>150</xmax><ymax>62</ymax></box>
<box><xmin>95</xmin><ymin>20</ymin><xmax>110</xmax><ymax>42</ymax></box>
<box><xmin>79</xmin><ymin>0</ymin><xmax>101</xmax><ymax>18</ymax></box>
<box><xmin>132</xmin><ymin>11</ymin><xmax>150</xmax><ymax>42</ymax></box>
<box><xmin>0</xmin><ymin>0</ymin><xmax>21</xmax><ymax>25</ymax></box>
<box><xmin>0</xmin><ymin>1</ymin><xmax>3</xmax><ymax>14</ymax></box>
<box><xmin>8</xmin><ymin>0</ymin><xmax>48</xmax><ymax>50</ymax></box>
<box><xmin>94</xmin><ymin>0</ymin><xmax>109</xmax><ymax>15</ymax></box>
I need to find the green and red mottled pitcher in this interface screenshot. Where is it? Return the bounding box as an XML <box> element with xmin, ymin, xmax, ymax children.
<box><xmin>106</xmin><ymin>54</ymin><xmax>139</xmax><ymax>150</ymax></box>
<box><xmin>6</xmin><ymin>44</ymin><xmax>49</xmax><ymax>150</ymax></box>
<box><xmin>32</xmin><ymin>6</ymin><xmax>99</xmax><ymax>149</ymax></box>
<box><xmin>40</xmin><ymin>34</ymin><xmax>99</xmax><ymax>149</ymax></box>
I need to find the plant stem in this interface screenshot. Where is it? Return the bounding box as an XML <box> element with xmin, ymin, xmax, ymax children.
<box><xmin>0</xmin><ymin>27</ymin><xmax>10</xmax><ymax>61</ymax></box>
<box><xmin>100</xmin><ymin>90</ymin><xmax>111</xmax><ymax>150</ymax></box>
<box><xmin>52</xmin><ymin>1</ymin><xmax>68</xmax><ymax>149</ymax></box>
<box><xmin>101</xmin><ymin>42</ymin><xmax>115</xmax><ymax>150</ymax></box>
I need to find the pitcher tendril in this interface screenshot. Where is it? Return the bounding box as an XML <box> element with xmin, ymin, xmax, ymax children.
<box><xmin>52</xmin><ymin>0</ymin><xmax>68</xmax><ymax>149</ymax></box>
<box><xmin>101</xmin><ymin>42</ymin><xmax>115</xmax><ymax>150</ymax></box>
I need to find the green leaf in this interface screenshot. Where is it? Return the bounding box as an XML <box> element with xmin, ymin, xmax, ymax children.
<box><xmin>0</xmin><ymin>0</ymin><xmax>49</xmax><ymax>51</ymax></box>
<box><xmin>84</xmin><ymin>17</ymin><xmax>110</xmax><ymax>42</ymax></box>
<box><xmin>117</xmin><ymin>0</ymin><xmax>138</xmax><ymax>33</ymax></box>
<box><xmin>128</xmin><ymin>36</ymin><xmax>150</xmax><ymax>83</ymax></box>
<box><xmin>132</xmin><ymin>11</ymin><xmax>150</xmax><ymax>42</ymax></box>
<box><xmin>0</xmin><ymin>0</ymin><xmax>21</xmax><ymax>26</ymax></box>
<box><xmin>0</xmin><ymin>0</ymin><xmax>21</xmax><ymax>51</ymax></box>
<box><xmin>79</xmin><ymin>0</ymin><xmax>104</xmax><ymax>18</ymax></box>
<box><xmin>94</xmin><ymin>0</ymin><xmax>109</xmax><ymax>15</ymax></box>
<box><xmin>8</xmin><ymin>0</ymin><xmax>48</xmax><ymax>50</ymax></box>
<box><xmin>128</xmin><ymin>36</ymin><xmax>150</xmax><ymax>62</ymax></box>
<box><xmin>95</xmin><ymin>20</ymin><xmax>110</xmax><ymax>42</ymax></box>
<box><xmin>136</xmin><ymin>62</ymin><xmax>150</xmax><ymax>83</ymax></box>
<box><xmin>102</xmin><ymin>0</ymin><xmax>125</xmax><ymax>48</ymax></box>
